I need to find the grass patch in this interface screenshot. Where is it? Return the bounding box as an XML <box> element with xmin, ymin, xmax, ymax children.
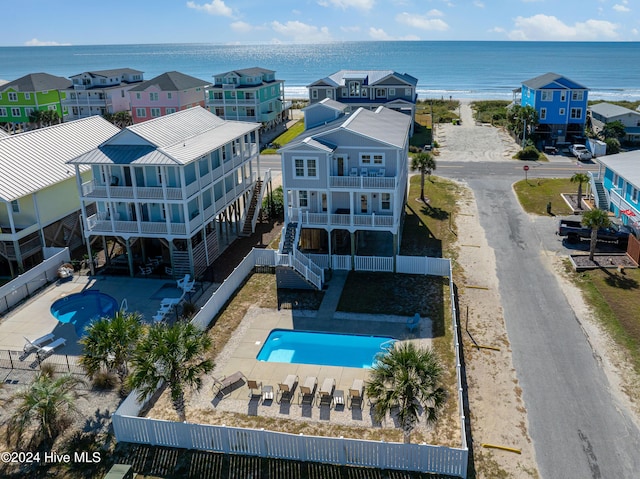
<box><xmin>260</xmin><ymin>120</ymin><xmax>305</xmax><ymax>153</ymax></box>
<box><xmin>471</xmin><ymin>100</ymin><xmax>510</xmax><ymax>126</ymax></box>
<box><xmin>513</xmin><ymin>177</ymin><xmax>576</xmax><ymax>216</ymax></box>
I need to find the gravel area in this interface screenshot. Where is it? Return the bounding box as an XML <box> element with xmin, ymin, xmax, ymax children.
<box><xmin>570</xmin><ymin>253</ymin><xmax>638</xmax><ymax>270</ymax></box>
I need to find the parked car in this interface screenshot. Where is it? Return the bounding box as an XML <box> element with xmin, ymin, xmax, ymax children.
<box><xmin>570</xmin><ymin>144</ymin><xmax>592</xmax><ymax>161</ymax></box>
<box><xmin>557</xmin><ymin>218</ymin><xmax>631</xmax><ymax>246</ymax></box>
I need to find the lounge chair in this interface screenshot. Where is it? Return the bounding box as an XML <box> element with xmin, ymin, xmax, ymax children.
<box><xmin>317</xmin><ymin>377</ymin><xmax>335</xmax><ymax>407</ymax></box>
<box><xmin>139</xmin><ymin>266</ymin><xmax>152</xmax><ymax>276</ymax></box>
<box><xmin>23</xmin><ymin>333</ymin><xmax>55</xmax><ymax>354</ymax></box>
<box><xmin>407</xmin><ymin>313</ymin><xmax>420</xmax><ymax>333</ymax></box>
<box><xmin>247</xmin><ymin>379</ymin><xmax>262</xmax><ymax>398</ymax></box>
<box><xmin>181</xmin><ymin>279</ymin><xmax>196</xmax><ymax>293</ymax></box>
<box><xmin>277</xmin><ymin>374</ymin><xmax>298</xmax><ymax>403</ymax></box>
<box><xmin>298</xmin><ymin>376</ymin><xmax>317</xmax><ymax>406</ymax></box>
<box><xmin>212</xmin><ymin>371</ymin><xmax>246</xmax><ymax>397</ymax></box>
<box><xmin>36</xmin><ymin>337</ymin><xmax>66</xmax><ymax>359</ymax></box>
<box><xmin>161</xmin><ymin>295</ymin><xmax>183</xmax><ymax>308</ymax></box>
<box><xmin>262</xmin><ymin>385</ymin><xmax>274</xmax><ymax>401</ymax></box>
<box><xmin>176</xmin><ymin>274</ymin><xmax>191</xmax><ymax>289</ymax></box>
<box><xmin>348</xmin><ymin>379</ymin><xmax>364</xmax><ymax>409</ymax></box>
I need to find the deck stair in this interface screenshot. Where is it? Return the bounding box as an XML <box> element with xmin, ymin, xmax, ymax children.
<box><xmin>240</xmin><ymin>179</ymin><xmax>264</xmax><ymax>237</ymax></box>
<box><xmin>276</xmin><ymin>221</ymin><xmax>324</xmax><ymax>290</ymax></box>
<box><xmin>593</xmin><ymin>179</ymin><xmax>608</xmax><ymax>210</ymax></box>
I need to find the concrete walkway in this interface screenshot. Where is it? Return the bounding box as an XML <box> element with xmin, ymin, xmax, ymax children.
<box><xmin>316</xmin><ymin>270</ymin><xmax>349</xmax><ymax>321</ymax></box>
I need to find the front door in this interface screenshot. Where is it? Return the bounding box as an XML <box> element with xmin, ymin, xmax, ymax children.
<box><xmin>359</xmin><ymin>194</ymin><xmax>369</xmax><ymax>214</ymax></box>
<box><xmin>336</xmin><ymin>156</ymin><xmax>346</xmax><ymax>176</ymax></box>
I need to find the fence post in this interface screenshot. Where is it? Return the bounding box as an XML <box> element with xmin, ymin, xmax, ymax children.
<box><xmin>66</xmin><ymin>354</ymin><xmax>71</xmax><ymax>373</ymax></box>
<box><xmin>9</xmin><ymin>350</ymin><xmax>14</xmax><ymax>370</ymax></box>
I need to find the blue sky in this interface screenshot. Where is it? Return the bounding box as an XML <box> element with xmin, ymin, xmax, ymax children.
<box><xmin>7</xmin><ymin>0</ymin><xmax>638</xmax><ymax>46</ymax></box>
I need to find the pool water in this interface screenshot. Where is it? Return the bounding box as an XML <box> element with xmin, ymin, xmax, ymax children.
<box><xmin>256</xmin><ymin>329</ymin><xmax>396</xmax><ymax>369</ymax></box>
<box><xmin>50</xmin><ymin>291</ymin><xmax>118</xmax><ymax>337</ymax></box>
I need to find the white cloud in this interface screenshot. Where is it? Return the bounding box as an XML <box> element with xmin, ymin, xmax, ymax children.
<box><xmin>488</xmin><ymin>27</ymin><xmax>506</xmax><ymax>33</ymax></box>
<box><xmin>427</xmin><ymin>9</ymin><xmax>445</xmax><ymax>17</ymax></box>
<box><xmin>230</xmin><ymin>21</ymin><xmax>252</xmax><ymax>33</ymax></box>
<box><xmin>508</xmin><ymin>15</ymin><xmax>619</xmax><ymax>40</ymax></box>
<box><xmin>318</xmin><ymin>0</ymin><xmax>375</xmax><ymax>11</ymax></box>
<box><xmin>613</xmin><ymin>4</ymin><xmax>630</xmax><ymax>12</ymax></box>
<box><xmin>369</xmin><ymin>27</ymin><xmax>393</xmax><ymax>40</ymax></box>
<box><xmin>396</xmin><ymin>12</ymin><xmax>449</xmax><ymax>31</ymax></box>
<box><xmin>24</xmin><ymin>38</ymin><xmax>70</xmax><ymax>46</ymax></box>
<box><xmin>186</xmin><ymin>0</ymin><xmax>232</xmax><ymax>17</ymax></box>
<box><xmin>271</xmin><ymin>20</ymin><xmax>332</xmax><ymax>43</ymax></box>
<box><xmin>474</xmin><ymin>1</ymin><xmax>485</xmax><ymax>7</ymax></box>
<box><xmin>340</xmin><ymin>25</ymin><xmax>362</xmax><ymax>32</ymax></box>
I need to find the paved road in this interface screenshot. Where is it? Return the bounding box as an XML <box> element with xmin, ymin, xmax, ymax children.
<box><xmin>439</xmin><ymin>106</ymin><xmax>640</xmax><ymax>478</ymax></box>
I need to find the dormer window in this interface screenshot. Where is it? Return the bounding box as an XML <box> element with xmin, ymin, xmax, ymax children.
<box><xmin>349</xmin><ymin>81</ymin><xmax>361</xmax><ymax>97</ymax></box>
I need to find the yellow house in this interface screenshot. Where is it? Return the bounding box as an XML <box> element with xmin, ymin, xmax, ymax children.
<box><xmin>0</xmin><ymin>116</ymin><xmax>119</xmax><ymax>277</ymax></box>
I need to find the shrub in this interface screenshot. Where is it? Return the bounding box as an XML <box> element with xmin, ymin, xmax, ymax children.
<box><xmin>514</xmin><ymin>145</ymin><xmax>542</xmax><ymax>160</ymax></box>
<box><xmin>181</xmin><ymin>301</ymin><xmax>197</xmax><ymax>320</ymax></box>
<box><xmin>262</xmin><ymin>185</ymin><xmax>284</xmax><ymax>220</ymax></box>
<box><xmin>605</xmin><ymin>137</ymin><xmax>621</xmax><ymax>154</ymax></box>
<box><xmin>92</xmin><ymin>370</ymin><xmax>117</xmax><ymax>390</ymax></box>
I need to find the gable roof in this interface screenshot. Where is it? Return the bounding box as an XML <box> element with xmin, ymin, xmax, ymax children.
<box><xmin>283</xmin><ymin>106</ymin><xmax>411</xmax><ymax>152</ymax></box>
<box><xmin>129</xmin><ymin>71</ymin><xmax>210</xmax><ymax>92</ymax></box>
<box><xmin>308</xmin><ymin>70</ymin><xmax>417</xmax><ymax>88</ymax></box>
<box><xmin>0</xmin><ymin>116</ymin><xmax>119</xmax><ymax>201</ymax></box>
<box><xmin>303</xmin><ymin>98</ymin><xmax>348</xmax><ymax>113</ymax></box>
<box><xmin>70</xmin><ymin>68</ymin><xmax>143</xmax><ymax>79</ymax></box>
<box><xmin>214</xmin><ymin>67</ymin><xmax>275</xmax><ymax>78</ymax></box>
<box><xmin>69</xmin><ymin>107</ymin><xmax>259</xmax><ymax>166</ymax></box>
<box><xmin>598</xmin><ymin>151</ymin><xmax>640</xmax><ymax>190</ymax></box>
<box><xmin>1</xmin><ymin>72</ymin><xmax>71</xmax><ymax>92</ymax></box>
<box><xmin>522</xmin><ymin>72</ymin><xmax>587</xmax><ymax>91</ymax></box>
<box><xmin>589</xmin><ymin>102</ymin><xmax>640</xmax><ymax>119</ymax></box>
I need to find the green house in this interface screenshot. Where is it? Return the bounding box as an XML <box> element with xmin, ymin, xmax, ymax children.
<box><xmin>0</xmin><ymin>73</ymin><xmax>71</xmax><ymax>132</ymax></box>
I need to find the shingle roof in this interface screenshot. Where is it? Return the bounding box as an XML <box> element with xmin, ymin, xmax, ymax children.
<box><xmin>128</xmin><ymin>71</ymin><xmax>210</xmax><ymax>92</ymax></box>
<box><xmin>0</xmin><ymin>116</ymin><xmax>119</xmax><ymax>201</ymax></box>
<box><xmin>589</xmin><ymin>102</ymin><xmax>640</xmax><ymax>119</ymax></box>
<box><xmin>70</xmin><ymin>68</ymin><xmax>143</xmax><ymax>79</ymax></box>
<box><xmin>522</xmin><ymin>72</ymin><xmax>588</xmax><ymax>90</ymax></box>
<box><xmin>308</xmin><ymin>70</ymin><xmax>418</xmax><ymax>88</ymax></box>
<box><xmin>0</xmin><ymin>72</ymin><xmax>71</xmax><ymax>92</ymax></box>
<box><xmin>69</xmin><ymin>107</ymin><xmax>260</xmax><ymax>166</ymax></box>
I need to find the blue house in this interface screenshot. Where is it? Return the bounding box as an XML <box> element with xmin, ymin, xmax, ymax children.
<box><xmin>516</xmin><ymin>73</ymin><xmax>589</xmax><ymax>145</ymax></box>
<box><xmin>590</xmin><ymin>151</ymin><xmax>640</xmax><ymax>231</ymax></box>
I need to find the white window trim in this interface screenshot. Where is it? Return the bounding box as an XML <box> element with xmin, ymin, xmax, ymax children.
<box><xmin>150</xmin><ymin>108</ymin><xmax>161</xmax><ymax>117</ymax></box>
<box><xmin>380</xmin><ymin>193</ymin><xmax>391</xmax><ymax>211</ymax></box>
<box><xmin>292</xmin><ymin>157</ymin><xmax>319</xmax><ymax>178</ymax></box>
<box><xmin>11</xmin><ymin>108</ymin><xmax>20</xmax><ymax>117</ymax></box>
<box><xmin>570</xmin><ymin>108</ymin><xmax>582</xmax><ymax>120</ymax></box>
<box><xmin>541</xmin><ymin>91</ymin><xmax>552</xmax><ymax>102</ymax></box>
<box><xmin>24</xmin><ymin>92</ymin><xmax>31</xmax><ymax>100</ymax></box>
<box><xmin>632</xmin><ymin>187</ymin><xmax>638</xmax><ymax>203</ymax></box>
<box><xmin>559</xmin><ymin>108</ymin><xmax>565</xmax><ymax>116</ymax></box>
<box><xmin>572</xmin><ymin>91</ymin><xmax>584</xmax><ymax>101</ymax></box>
<box><xmin>540</xmin><ymin>108</ymin><xmax>547</xmax><ymax>120</ymax></box>
<box><xmin>11</xmin><ymin>200</ymin><xmax>20</xmax><ymax>213</ymax></box>
<box><xmin>8</xmin><ymin>92</ymin><xmax>18</xmax><ymax>102</ymax></box>
<box><xmin>136</xmin><ymin>108</ymin><xmax>146</xmax><ymax>118</ymax></box>
<box><xmin>360</xmin><ymin>152</ymin><xmax>385</xmax><ymax>166</ymax></box>
<box><xmin>298</xmin><ymin>190</ymin><xmax>309</xmax><ymax>208</ymax></box>
<box><xmin>405</xmin><ymin>88</ymin><xmax>412</xmax><ymax>96</ymax></box>
<box><xmin>0</xmin><ymin>108</ymin><xmax>6</xmax><ymax>117</ymax></box>
<box><xmin>560</xmin><ymin>91</ymin><xmax>567</xmax><ymax>102</ymax></box>
<box><xmin>389</xmin><ymin>88</ymin><xmax>395</xmax><ymax>96</ymax></box>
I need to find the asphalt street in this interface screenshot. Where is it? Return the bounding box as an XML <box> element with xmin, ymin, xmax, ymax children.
<box><xmin>440</xmin><ymin>158</ymin><xmax>640</xmax><ymax>478</ymax></box>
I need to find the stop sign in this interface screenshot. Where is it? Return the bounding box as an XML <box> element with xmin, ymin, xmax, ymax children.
<box><xmin>523</xmin><ymin>165</ymin><xmax>529</xmax><ymax>171</ymax></box>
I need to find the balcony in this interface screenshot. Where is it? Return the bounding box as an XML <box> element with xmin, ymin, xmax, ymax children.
<box><xmin>86</xmin><ymin>214</ymin><xmax>186</xmax><ymax>236</ymax></box>
<box><xmin>291</xmin><ymin>209</ymin><xmax>395</xmax><ymax>229</ymax></box>
<box><xmin>329</xmin><ymin>175</ymin><xmax>397</xmax><ymax>190</ymax></box>
<box><xmin>81</xmin><ymin>180</ymin><xmax>184</xmax><ymax>201</ymax></box>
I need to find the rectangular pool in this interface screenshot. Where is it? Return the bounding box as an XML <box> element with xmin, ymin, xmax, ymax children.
<box><xmin>256</xmin><ymin>329</ymin><xmax>396</xmax><ymax>369</ymax></box>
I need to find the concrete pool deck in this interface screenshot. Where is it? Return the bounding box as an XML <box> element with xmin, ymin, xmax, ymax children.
<box><xmin>0</xmin><ymin>274</ymin><xmax>213</xmax><ymax>356</ymax></box>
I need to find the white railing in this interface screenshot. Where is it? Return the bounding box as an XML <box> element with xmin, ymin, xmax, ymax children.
<box><xmin>293</xmin><ymin>211</ymin><xmax>395</xmax><ymax>230</ymax></box>
<box><xmin>329</xmin><ymin>176</ymin><xmax>397</xmax><ymax>190</ymax></box>
<box><xmin>252</xmin><ymin>170</ymin><xmax>271</xmax><ymax>233</ymax></box>
<box><xmin>396</xmin><ymin>256</ymin><xmax>451</xmax><ymax>276</ymax></box>
<box><xmin>354</xmin><ymin>255</ymin><xmax>393</xmax><ymax>272</ymax></box>
<box><xmin>307</xmin><ymin>253</ymin><xmax>330</xmax><ymax>269</ymax></box>
<box><xmin>81</xmin><ymin>180</ymin><xmax>182</xmax><ymax>200</ymax></box>
<box><xmin>112</xmin><ymin>248</ymin><xmax>468</xmax><ymax>477</ymax></box>
<box><xmin>332</xmin><ymin>255</ymin><xmax>351</xmax><ymax>270</ymax></box>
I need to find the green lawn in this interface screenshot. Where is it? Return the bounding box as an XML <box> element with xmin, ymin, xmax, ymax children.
<box><xmin>513</xmin><ymin>177</ymin><xmax>578</xmax><ymax>216</ymax></box>
<box><xmin>260</xmin><ymin>120</ymin><xmax>305</xmax><ymax>154</ymax></box>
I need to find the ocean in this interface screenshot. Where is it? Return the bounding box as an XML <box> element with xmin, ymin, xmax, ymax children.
<box><xmin>1</xmin><ymin>41</ymin><xmax>638</xmax><ymax>101</ymax></box>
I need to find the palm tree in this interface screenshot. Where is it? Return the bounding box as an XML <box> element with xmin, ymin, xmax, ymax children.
<box><xmin>582</xmin><ymin>209</ymin><xmax>611</xmax><ymax>261</ymax></box>
<box><xmin>411</xmin><ymin>152</ymin><xmax>436</xmax><ymax>203</ymax></box>
<box><xmin>570</xmin><ymin>172</ymin><xmax>590</xmax><ymax>210</ymax></box>
<box><xmin>127</xmin><ymin>322</ymin><xmax>214</xmax><ymax>422</ymax></box>
<box><xmin>80</xmin><ymin>310</ymin><xmax>144</xmax><ymax>392</ymax></box>
<box><xmin>365</xmin><ymin>342</ymin><xmax>446</xmax><ymax>444</ymax></box>
<box><xmin>5</xmin><ymin>370</ymin><xmax>85</xmax><ymax>448</ymax></box>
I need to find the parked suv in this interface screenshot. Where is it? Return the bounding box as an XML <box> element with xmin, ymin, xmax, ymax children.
<box><xmin>570</xmin><ymin>144</ymin><xmax>592</xmax><ymax>161</ymax></box>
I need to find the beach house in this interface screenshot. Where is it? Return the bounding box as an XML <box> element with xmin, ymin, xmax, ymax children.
<box><xmin>588</xmin><ymin>102</ymin><xmax>640</xmax><ymax>144</ymax></box>
<box><xmin>0</xmin><ymin>116</ymin><xmax>120</xmax><ymax>277</ymax></box>
<box><xmin>61</xmin><ymin>68</ymin><xmax>144</xmax><ymax>121</ymax></box>
<box><xmin>128</xmin><ymin>71</ymin><xmax>211</xmax><ymax>124</ymax></box>
<box><xmin>307</xmin><ymin>70</ymin><xmax>418</xmax><ymax>135</ymax></box>
<box><xmin>206</xmin><ymin>67</ymin><xmax>289</xmax><ymax>132</ymax></box>
<box><xmin>516</xmin><ymin>72</ymin><xmax>589</xmax><ymax>145</ymax></box>
<box><xmin>0</xmin><ymin>73</ymin><xmax>71</xmax><ymax>134</ymax></box>
<box><xmin>68</xmin><ymin>107</ymin><xmax>263</xmax><ymax>279</ymax></box>
<box><xmin>277</xmin><ymin>101</ymin><xmax>411</xmax><ymax>288</ymax></box>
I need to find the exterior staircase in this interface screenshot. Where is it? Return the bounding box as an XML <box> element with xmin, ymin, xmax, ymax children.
<box><xmin>240</xmin><ymin>178</ymin><xmax>264</xmax><ymax>237</ymax></box>
<box><xmin>281</xmin><ymin>222</ymin><xmax>298</xmax><ymax>254</ymax></box>
<box><xmin>276</xmin><ymin>221</ymin><xmax>324</xmax><ymax>290</ymax></box>
<box><xmin>592</xmin><ymin>179</ymin><xmax>608</xmax><ymax>210</ymax></box>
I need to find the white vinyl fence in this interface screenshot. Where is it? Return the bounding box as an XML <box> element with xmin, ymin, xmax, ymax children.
<box><xmin>113</xmin><ymin>247</ymin><xmax>468</xmax><ymax>477</ymax></box>
<box><xmin>354</xmin><ymin>255</ymin><xmax>394</xmax><ymax>272</ymax></box>
<box><xmin>0</xmin><ymin>248</ymin><xmax>70</xmax><ymax>314</ymax></box>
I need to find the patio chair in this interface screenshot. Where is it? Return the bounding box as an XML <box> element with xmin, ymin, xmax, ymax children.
<box><xmin>360</xmin><ymin>168</ymin><xmax>368</xmax><ymax>177</ymax></box>
<box><xmin>139</xmin><ymin>266</ymin><xmax>152</xmax><ymax>276</ymax></box>
<box><xmin>349</xmin><ymin>167</ymin><xmax>358</xmax><ymax>177</ymax></box>
<box><xmin>212</xmin><ymin>371</ymin><xmax>246</xmax><ymax>397</ymax></box>
<box><xmin>277</xmin><ymin>374</ymin><xmax>298</xmax><ymax>403</ymax></box>
<box><xmin>161</xmin><ymin>295</ymin><xmax>184</xmax><ymax>308</ymax></box>
<box><xmin>377</xmin><ymin>168</ymin><xmax>385</xmax><ymax>177</ymax></box>
<box><xmin>407</xmin><ymin>313</ymin><xmax>420</xmax><ymax>333</ymax></box>
<box><xmin>247</xmin><ymin>379</ymin><xmax>262</xmax><ymax>398</ymax></box>
<box><xmin>181</xmin><ymin>279</ymin><xmax>196</xmax><ymax>293</ymax></box>
<box><xmin>348</xmin><ymin>379</ymin><xmax>364</xmax><ymax>409</ymax></box>
<box><xmin>176</xmin><ymin>274</ymin><xmax>191</xmax><ymax>289</ymax></box>
<box><xmin>164</xmin><ymin>266</ymin><xmax>173</xmax><ymax>277</ymax></box>
<box><xmin>298</xmin><ymin>376</ymin><xmax>317</xmax><ymax>406</ymax></box>
<box><xmin>23</xmin><ymin>333</ymin><xmax>55</xmax><ymax>354</ymax></box>
<box><xmin>317</xmin><ymin>377</ymin><xmax>335</xmax><ymax>407</ymax></box>
<box><xmin>36</xmin><ymin>337</ymin><xmax>66</xmax><ymax>359</ymax></box>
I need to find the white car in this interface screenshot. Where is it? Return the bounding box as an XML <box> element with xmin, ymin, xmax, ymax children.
<box><xmin>570</xmin><ymin>144</ymin><xmax>592</xmax><ymax>161</ymax></box>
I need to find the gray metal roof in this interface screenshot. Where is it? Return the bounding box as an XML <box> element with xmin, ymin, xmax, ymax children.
<box><xmin>69</xmin><ymin>107</ymin><xmax>260</xmax><ymax>166</ymax></box>
<box><xmin>0</xmin><ymin>130</ymin><xmax>8</xmax><ymax>138</ymax></box>
<box><xmin>1</xmin><ymin>72</ymin><xmax>71</xmax><ymax>92</ymax></box>
<box><xmin>303</xmin><ymin>98</ymin><xmax>347</xmax><ymax>113</ymax></box>
<box><xmin>129</xmin><ymin>71</ymin><xmax>211</xmax><ymax>92</ymax></box>
<box><xmin>522</xmin><ymin>72</ymin><xmax>587</xmax><ymax>90</ymax></box>
<box><xmin>0</xmin><ymin>116</ymin><xmax>119</xmax><ymax>201</ymax></box>
<box><xmin>589</xmin><ymin>102</ymin><xmax>640</xmax><ymax>119</ymax></box>
<box><xmin>598</xmin><ymin>151</ymin><xmax>640</xmax><ymax>189</ymax></box>
<box><xmin>214</xmin><ymin>67</ymin><xmax>275</xmax><ymax>78</ymax></box>
<box><xmin>69</xmin><ymin>68</ymin><xmax>143</xmax><ymax>79</ymax></box>
<box><xmin>308</xmin><ymin>70</ymin><xmax>418</xmax><ymax>88</ymax></box>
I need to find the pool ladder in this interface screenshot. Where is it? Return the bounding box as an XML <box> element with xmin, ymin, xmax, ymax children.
<box><xmin>380</xmin><ymin>339</ymin><xmax>396</xmax><ymax>350</ymax></box>
<box><xmin>120</xmin><ymin>298</ymin><xmax>128</xmax><ymax>313</ymax></box>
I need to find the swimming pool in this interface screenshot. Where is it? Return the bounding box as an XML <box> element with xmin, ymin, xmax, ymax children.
<box><xmin>50</xmin><ymin>291</ymin><xmax>118</xmax><ymax>337</ymax></box>
<box><xmin>256</xmin><ymin>329</ymin><xmax>396</xmax><ymax>369</ymax></box>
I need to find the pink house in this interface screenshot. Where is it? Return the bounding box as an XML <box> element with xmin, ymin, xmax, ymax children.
<box><xmin>129</xmin><ymin>71</ymin><xmax>211</xmax><ymax>124</ymax></box>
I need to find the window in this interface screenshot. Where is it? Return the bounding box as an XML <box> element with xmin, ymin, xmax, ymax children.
<box><xmin>25</xmin><ymin>107</ymin><xmax>34</xmax><ymax>117</ymax></box>
<box><xmin>136</xmin><ymin>93</ymin><xmax>141</xmax><ymax>99</ymax></box>
<box><xmin>0</xmin><ymin>108</ymin><xmax>6</xmax><ymax>117</ymax></box>
<box><xmin>327</xmin><ymin>89</ymin><xmax>333</xmax><ymax>99</ymax></box>
<box><xmin>166</xmin><ymin>107</ymin><xmax>176</xmax><ymax>114</ymax></box>
<box><xmin>213</xmin><ymin>92</ymin><xmax>223</xmax><ymax>100</ymax></box>
<box><xmin>293</xmin><ymin>158</ymin><xmax>318</xmax><ymax>178</ymax></box>
<box><xmin>632</xmin><ymin>187</ymin><xmax>638</xmax><ymax>203</ymax></box>
<box><xmin>150</xmin><ymin>108</ymin><xmax>161</xmax><ymax>117</ymax></box>
<box><xmin>311</xmin><ymin>89</ymin><xmax>318</xmax><ymax>99</ymax></box>
<box><xmin>215</xmin><ymin>107</ymin><xmax>224</xmax><ymax>116</ymax></box>
<box><xmin>559</xmin><ymin>108</ymin><xmax>565</xmax><ymax>116</ymax></box>
<box><xmin>560</xmin><ymin>91</ymin><xmax>567</xmax><ymax>102</ymax></box>
<box><xmin>349</xmin><ymin>81</ymin><xmax>361</xmax><ymax>97</ymax></box>
<box><xmin>299</xmin><ymin>191</ymin><xmax>308</xmax><ymax>208</ymax></box>
<box><xmin>48</xmin><ymin>105</ymin><xmax>56</xmax><ymax>111</ymax></box>
<box><xmin>373</xmin><ymin>154</ymin><xmax>383</xmax><ymax>165</ymax></box>
<box><xmin>540</xmin><ymin>108</ymin><xmax>547</xmax><ymax>120</ymax></box>
<box><xmin>11</xmin><ymin>200</ymin><xmax>19</xmax><ymax>213</ymax></box>
<box><xmin>0</xmin><ymin>93</ymin><xmax>2</xmax><ymax>99</ymax></box>
<box><xmin>8</xmin><ymin>92</ymin><xmax>18</xmax><ymax>101</ymax></box>
<box><xmin>570</xmin><ymin>108</ymin><xmax>582</xmax><ymax>120</ymax></box>
<box><xmin>362</xmin><ymin>88</ymin><xmax>368</xmax><ymax>97</ymax></box>
<box><xmin>613</xmin><ymin>173</ymin><xmax>619</xmax><ymax>187</ymax></box>
<box><xmin>167</xmin><ymin>92</ymin><xmax>172</xmax><ymax>99</ymax></box>
<box><xmin>376</xmin><ymin>88</ymin><xmax>386</xmax><ymax>98</ymax></box>
<box><xmin>24</xmin><ymin>93</ymin><xmax>31</xmax><ymax>100</ymax></box>
<box><xmin>361</xmin><ymin>154</ymin><xmax>371</xmax><ymax>165</ymax></box>
<box><xmin>381</xmin><ymin>193</ymin><xmax>391</xmax><ymax>210</ymax></box>
<box><xmin>389</xmin><ymin>88</ymin><xmax>395</xmax><ymax>96</ymax></box>
<box><xmin>405</xmin><ymin>88</ymin><xmax>412</xmax><ymax>96</ymax></box>
<box><xmin>136</xmin><ymin>108</ymin><xmax>146</xmax><ymax>118</ymax></box>
<box><xmin>11</xmin><ymin>108</ymin><xmax>20</xmax><ymax>117</ymax></box>
<box><xmin>571</xmin><ymin>91</ymin><xmax>584</xmax><ymax>101</ymax></box>
<box><xmin>247</xmin><ymin>108</ymin><xmax>255</xmax><ymax>117</ymax></box>
<box><xmin>72</xmin><ymin>107</ymin><xmax>78</xmax><ymax>115</ymax></box>
<box><xmin>541</xmin><ymin>91</ymin><xmax>552</xmax><ymax>101</ymax></box>
<box><xmin>156</xmin><ymin>167</ymin><xmax>164</xmax><ymax>185</ymax></box>
<box><xmin>360</xmin><ymin>153</ymin><xmax>384</xmax><ymax>166</ymax></box>
<box><xmin>149</xmin><ymin>92</ymin><xmax>159</xmax><ymax>101</ymax></box>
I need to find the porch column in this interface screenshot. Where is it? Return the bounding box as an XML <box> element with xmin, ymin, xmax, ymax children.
<box><xmin>350</xmin><ymin>232</ymin><xmax>356</xmax><ymax>271</ymax></box>
<box><xmin>327</xmin><ymin>228</ymin><xmax>332</xmax><ymax>269</ymax></box>
<box><xmin>393</xmin><ymin>233</ymin><xmax>398</xmax><ymax>273</ymax></box>
<box><xmin>125</xmin><ymin>238</ymin><xmax>134</xmax><ymax>277</ymax></box>
<box><xmin>87</xmin><ymin>238</ymin><xmax>95</xmax><ymax>276</ymax></box>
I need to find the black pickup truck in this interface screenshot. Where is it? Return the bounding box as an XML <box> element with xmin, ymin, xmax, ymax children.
<box><xmin>557</xmin><ymin>218</ymin><xmax>632</xmax><ymax>245</ymax></box>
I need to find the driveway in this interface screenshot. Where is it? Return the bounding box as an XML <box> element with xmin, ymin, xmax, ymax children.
<box><xmin>438</xmin><ymin>108</ymin><xmax>640</xmax><ymax>478</ymax></box>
